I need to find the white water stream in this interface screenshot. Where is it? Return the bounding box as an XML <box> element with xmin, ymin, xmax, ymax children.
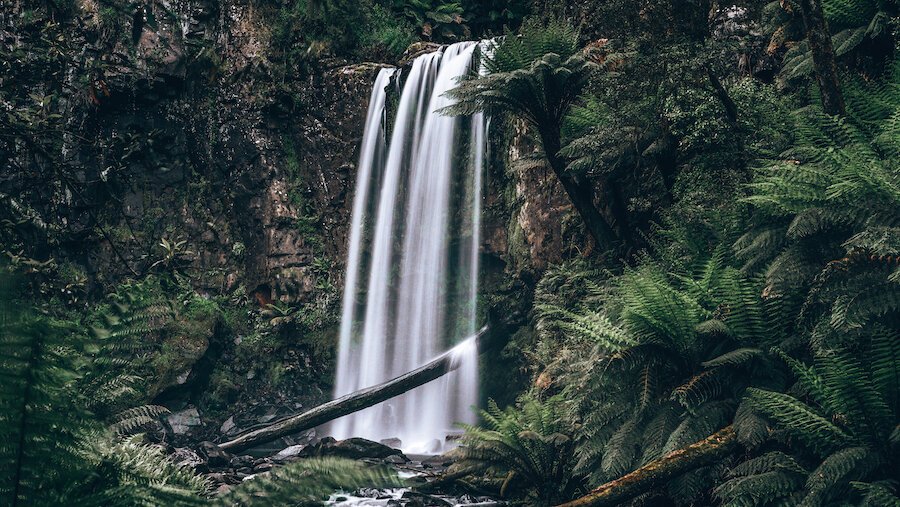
<box><xmin>331</xmin><ymin>42</ymin><xmax>488</xmax><ymax>453</ymax></box>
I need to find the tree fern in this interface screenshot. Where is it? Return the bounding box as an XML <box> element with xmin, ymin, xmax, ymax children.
<box><xmin>773</xmin><ymin>0</ymin><xmax>895</xmax><ymax>82</ymax></box>
<box><xmin>444</xmin><ymin>17</ymin><xmax>620</xmax><ymax>247</ymax></box>
<box><xmin>737</xmin><ymin>70</ymin><xmax>900</xmax><ymax>349</ymax></box>
<box><xmin>539</xmin><ymin>256</ymin><xmax>788</xmax><ymax>504</ymax></box>
<box><xmin>725</xmin><ymin>340</ymin><xmax>900</xmax><ymax>506</ymax></box>
<box><xmin>456</xmin><ymin>396</ymin><xmax>581</xmax><ymax>504</ymax></box>
<box><xmin>0</xmin><ymin>277</ymin><xmax>91</xmax><ymax>505</ymax></box>
<box><xmin>444</xmin><ymin>17</ymin><xmax>590</xmax><ymax>128</ymax></box>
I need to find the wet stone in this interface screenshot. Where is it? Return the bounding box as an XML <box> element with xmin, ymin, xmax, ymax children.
<box><xmin>253</xmin><ymin>462</ymin><xmax>274</xmax><ymax>472</ymax></box>
<box><xmin>273</xmin><ymin>444</ymin><xmax>306</xmax><ymax>461</ymax></box>
<box><xmin>220</xmin><ymin>416</ymin><xmax>236</xmax><ymax>435</ymax></box>
<box><xmin>166</xmin><ymin>407</ymin><xmax>201</xmax><ymax>435</ymax></box>
<box><xmin>384</xmin><ymin>454</ymin><xmax>409</xmax><ymax>464</ymax></box>
<box><xmin>311</xmin><ymin>437</ymin><xmax>406</xmax><ymax>460</ymax></box>
<box><xmin>401</xmin><ymin>490</ymin><xmax>452</xmax><ymax>506</ymax></box>
<box><xmin>380</xmin><ymin>437</ymin><xmax>403</xmax><ymax>448</ymax></box>
<box><xmin>170</xmin><ymin>447</ymin><xmax>204</xmax><ymax>469</ymax></box>
<box><xmin>230</xmin><ymin>455</ymin><xmax>254</xmax><ymax>468</ymax></box>
<box><xmin>200</xmin><ymin>441</ymin><xmax>231</xmax><ymax>468</ymax></box>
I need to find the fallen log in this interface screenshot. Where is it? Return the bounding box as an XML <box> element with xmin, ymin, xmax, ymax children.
<box><xmin>220</xmin><ymin>326</ymin><xmax>490</xmax><ymax>453</ymax></box>
<box><xmin>556</xmin><ymin>425</ymin><xmax>738</xmax><ymax>507</ymax></box>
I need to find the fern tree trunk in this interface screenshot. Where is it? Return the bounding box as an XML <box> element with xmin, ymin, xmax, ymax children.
<box><xmin>799</xmin><ymin>0</ymin><xmax>846</xmax><ymax>116</ymax></box>
<box><xmin>539</xmin><ymin>126</ymin><xmax>620</xmax><ymax>251</ymax></box>
<box><xmin>556</xmin><ymin>426</ymin><xmax>738</xmax><ymax>507</ymax></box>
<box><xmin>8</xmin><ymin>319</ymin><xmax>38</xmax><ymax>507</ymax></box>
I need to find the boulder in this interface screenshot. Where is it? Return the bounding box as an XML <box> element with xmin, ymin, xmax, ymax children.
<box><xmin>421</xmin><ymin>439</ymin><xmax>443</xmax><ymax>455</ymax></box>
<box><xmin>379</xmin><ymin>437</ymin><xmax>403</xmax><ymax>448</ymax></box>
<box><xmin>253</xmin><ymin>461</ymin><xmax>274</xmax><ymax>473</ymax></box>
<box><xmin>400</xmin><ymin>490</ymin><xmax>453</xmax><ymax>506</ymax></box>
<box><xmin>166</xmin><ymin>407</ymin><xmax>201</xmax><ymax>435</ymax></box>
<box><xmin>384</xmin><ymin>454</ymin><xmax>410</xmax><ymax>464</ymax></box>
<box><xmin>230</xmin><ymin>455</ymin><xmax>254</xmax><ymax>468</ymax></box>
<box><xmin>220</xmin><ymin>416</ymin><xmax>237</xmax><ymax>435</ymax></box>
<box><xmin>311</xmin><ymin>437</ymin><xmax>407</xmax><ymax>461</ymax></box>
<box><xmin>199</xmin><ymin>441</ymin><xmax>232</xmax><ymax>468</ymax></box>
<box><xmin>148</xmin><ymin>303</ymin><xmax>220</xmax><ymax>399</ymax></box>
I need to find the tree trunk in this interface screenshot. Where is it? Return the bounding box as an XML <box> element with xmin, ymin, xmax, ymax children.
<box><xmin>540</xmin><ymin>127</ymin><xmax>619</xmax><ymax>250</ymax></box>
<box><xmin>557</xmin><ymin>169</ymin><xmax>619</xmax><ymax>249</ymax></box>
<box><xmin>556</xmin><ymin>426</ymin><xmax>738</xmax><ymax>507</ymax></box>
<box><xmin>706</xmin><ymin>66</ymin><xmax>738</xmax><ymax>124</ymax></box>
<box><xmin>219</xmin><ymin>327</ymin><xmax>490</xmax><ymax>453</ymax></box>
<box><xmin>799</xmin><ymin>0</ymin><xmax>846</xmax><ymax>116</ymax></box>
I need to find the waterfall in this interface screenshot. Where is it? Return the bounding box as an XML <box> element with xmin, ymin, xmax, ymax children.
<box><xmin>331</xmin><ymin>42</ymin><xmax>488</xmax><ymax>454</ymax></box>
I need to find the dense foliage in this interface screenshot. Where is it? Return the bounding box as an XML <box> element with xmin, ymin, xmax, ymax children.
<box><xmin>449</xmin><ymin>2</ymin><xmax>900</xmax><ymax>506</ymax></box>
<box><xmin>0</xmin><ymin>274</ymin><xmax>400</xmax><ymax>505</ymax></box>
<box><xmin>3</xmin><ymin>0</ymin><xmax>900</xmax><ymax>505</ymax></box>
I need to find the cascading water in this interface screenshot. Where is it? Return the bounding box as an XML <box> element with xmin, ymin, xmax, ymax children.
<box><xmin>331</xmin><ymin>41</ymin><xmax>489</xmax><ymax>454</ymax></box>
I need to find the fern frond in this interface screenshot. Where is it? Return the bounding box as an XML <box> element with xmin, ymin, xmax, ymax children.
<box><xmin>702</xmin><ymin>348</ymin><xmax>763</xmax><ymax>368</ymax></box>
<box><xmin>800</xmin><ymin>446</ymin><xmax>878</xmax><ymax>507</ymax></box>
<box><xmin>78</xmin><ymin>433</ymin><xmax>208</xmax><ymax>507</ymax></box>
<box><xmin>215</xmin><ymin>457</ymin><xmax>399</xmax><ymax>506</ymax></box>
<box><xmin>109</xmin><ymin>405</ymin><xmax>170</xmax><ymax>435</ymax></box>
<box><xmin>727</xmin><ymin>451</ymin><xmax>807</xmax><ymax>478</ymax></box>
<box><xmin>852</xmin><ymin>480</ymin><xmax>900</xmax><ymax>507</ymax></box>
<box><xmin>601</xmin><ymin>411</ymin><xmax>645</xmax><ymax>478</ymax></box>
<box><xmin>0</xmin><ymin>281</ymin><xmax>90</xmax><ymax>505</ymax></box>
<box><xmin>733</xmin><ymin>400</ymin><xmax>771</xmax><ymax>449</ymax></box>
<box><xmin>715</xmin><ymin>468</ymin><xmax>805</xmax><ymax>506</ymax></box>
<box><xmin>869</xmin><ymin>327</ymin><xmax>900</xmax><ymax>413</ymax></box>
<box><xmin>815</xmin><ymin>349</ymin><xmax>893</xmax><ymax>445</ymax></box>
<box><xmin>672</xmin><ymin>369</ymin><xmax>728</xmax><ymax>410</ymax></box>
<box><xmin>745</xmin><ymin>387</ymin><xmax>853</xmax><ymax>456</ymax></box>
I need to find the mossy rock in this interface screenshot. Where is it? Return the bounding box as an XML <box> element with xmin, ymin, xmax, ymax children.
<box><xmin>146</xmin><ymin>297</ymin><xmax>222</xmax><ymax>400</ymax></box>
<box><xmin>399</xmin><ymin>42</ymin><xmax>441</xmax><ymax>66</ymax></box>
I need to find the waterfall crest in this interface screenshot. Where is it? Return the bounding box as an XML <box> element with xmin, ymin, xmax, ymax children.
<box><xmin>331</xmin><ymin>42</ymin><xmax>488</xmax><ymax>453</ymax></box>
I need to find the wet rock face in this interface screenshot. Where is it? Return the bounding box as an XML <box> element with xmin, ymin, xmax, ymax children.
<box><xmin>3</xmin><ymin>0</ymin><xmax>383</xmax><ymax>439</ymax></box>
<box><xmin>257</xmin><ymin>62</ymin><xmax>388</xmax><ymax>304</ymax></box>
<box><xmin>11</xmin><ymin>0</ymin><xmax>381</xmax><ymax>304</ymax></box>
<box><xmin>489</xmin><ymin>119</ymin><xmax>592</xmax><ymax>278</ymax></box>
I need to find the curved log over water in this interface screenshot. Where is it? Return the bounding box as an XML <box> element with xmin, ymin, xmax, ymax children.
<box><xmin>220</xmin><ymin>326</ymin><xmax>490</xmax><ymax>453</ymax></box>
<box><xmin>556</xmin><ymin>426</ymin><xmax>738</xmax><ymax>507</ymax></box>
